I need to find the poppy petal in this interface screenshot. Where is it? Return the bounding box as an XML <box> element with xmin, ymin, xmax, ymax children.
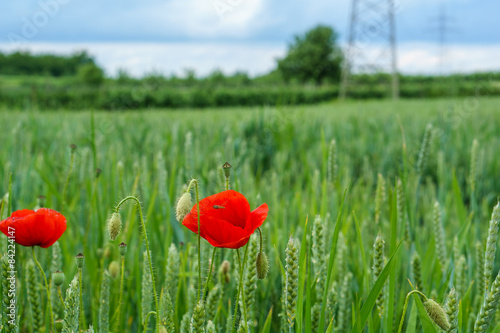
<box><xmin>181</xmin><ymin>190</ymin><xmax>267</xmax><ymax>249</ymax></box>
<box><xmin>201</xmin><ymin>215</ymin><xmax>251</xmax><ymax>248</ymax></box>
<box><xmin>249</xmin><ymin>203</ymin><xmax>269</xmax><ymax>231</ymax></box>
<box><xmin>0</xmin><ymin>208</ymin><xmax>66</xmax><ymax>248</ymax></box>
<box><xmin>37</xmin><ymin>208</ymin><xmax>67</xmax><ymax>248</ymax></box>
<box><xmin>200</xmin><ymin>190</ymin><xmax>251</xmax><ymax>228</ymax></box>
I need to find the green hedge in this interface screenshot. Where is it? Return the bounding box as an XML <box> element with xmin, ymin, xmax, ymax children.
<box><xmin>0</xmin><ymin>79</ymin><xmax>498</xmax><ymax>110</ymax></box>
<box><xmin>0</xmin><ymin>85</ymin><xmax>339</xmax><ymax>110</ymax></box>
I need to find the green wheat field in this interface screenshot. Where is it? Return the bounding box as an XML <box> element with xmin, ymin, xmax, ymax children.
<box><xmin>1</xmin><ymin>97</ymin><xmax>500</xmax><ymax>332</ymax></box>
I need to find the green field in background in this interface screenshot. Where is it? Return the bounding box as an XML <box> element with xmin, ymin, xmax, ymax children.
<box><xmin>1</xmin><ymin>97</ymin><xmax>500</xmax><ymax>332</ymax></box>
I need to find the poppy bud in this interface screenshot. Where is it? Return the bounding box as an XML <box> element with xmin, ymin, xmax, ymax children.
<box><xmin>176</xmin><ymin>192</ymin><xmax>192</xmax><ymax>222</ymax></box>
<box><xmin>52</xmin><ymin>270</ymin><xmax>65</xmax><ymax>287</ymax></box>
<box><xmin>256</xmin><ymin>251</ymin><xmax>269</xmax><ymax>280</ymax></box>
<box><xmin>55</xmin><ymin>319</ymin><xmax>63</xmax><ymax>332</ymax></box>
<box><xmin>423</xmin><ymin>299</ymin><xmax>450</xmax><ymax>331</ymax></box>
<box><xmin>70</xmin><ymin>144</ymin><xmax>77</xmax><ymax>152</ymax></box>
<box><xmin>107</xmin><ymin>212</ymin><xmax>122</xmax><ymax>241</ymax></box>
<box><xmin>37</xmin><ymin>195</ymin><xmax>46</xmax><ymax>208</ymax></box>
<box><xmin>109</xmin><ymin>260</ymin><xmax>120</xmax><ymax>279</ymax></box>
<box><xmin>96</xmin><ymin>248</ymin><xmax>103</xmax><ymax>259</ymax></box>
<box><xmin>75</xmin><ymin>253</ymin><xmax>84</xmax><ymax>269</ymax></box>
<box><xmin>222</xmin><ymin>162</ymin><xmax>232</xmax><ymax>179</ymax></box>
<box><xmin>119</xmin><ymin>242</ymin><xmax>128</xmax><ymax>257</ymax></box>
<box><xmin>95</xmin><ymin>168</ymin><xmax>102</xmax><ymax>178</ymax></box>
<box><xmin>220</xmin><ymin>260</ymin><xmax>231</xmax><ymax>284</ymax></box>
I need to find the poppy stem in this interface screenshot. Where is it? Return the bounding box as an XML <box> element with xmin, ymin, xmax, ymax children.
<box><xmin>78</xmin><ymin>267</ymin><xmax>87</xmax><ymax>329</ymax></box>
<box><xmin>194</xmin><ymin>180</ymin><xmax>202</xmax><ymax>303</ymax></box>
<box><xmin>231</xmin><ymin>242</ymin><xmax>250</xmax><ymax>333</ymax></box>
<box><xmin>115</xmin><ymin>196</ymin><xmax>160</xmax><ymax>333</ymax></box>
<box><xmin>186</xmin><ymin>178</ymin><xmax>197</xmax><ymax>193</ymax></box>
<box><xmin>57</xmin><ymin>286</ymin><xmax>66</xmax><ymax>311</ymax></box>
<box><xmin>202</xmin><ymin>247</ymin><xmax>217</xmax><ymax>301</ymax></box>
<box><xmin>32</xmin><ymin>247</ymin><xmax>54</xmax><ymax>333</ymax></box>
<box><xmin>257</xmin><ymin>227</ymin><xmax>263</xmax><ymax>252</ymax></box>
<box><xmin>111</xmin><ymin>256</ymin><xmax>125</xmax><ymax>332</ymax></box>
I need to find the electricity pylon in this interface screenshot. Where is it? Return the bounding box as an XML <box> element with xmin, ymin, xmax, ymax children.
<box><xmin>339</xmin><ymin>0</ymin><xmax>399</xmax><ymax>100</ymax></box>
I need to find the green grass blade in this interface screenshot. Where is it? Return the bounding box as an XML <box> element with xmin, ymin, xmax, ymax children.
<box><xmin>350</xmin><ymin>240</ymin><xmax>403</xmax><ymax>333</ymax></box>
<box><xmin>387</xmin><ymin>186</ymin><xmax>398</xmax><ymax>333</ymax></box>
<box><xmin>352</xmin><ymin>211</ymin><xmax>368</xmax><ymax>278</ymax></box>
<box><xmin>296</xmin><ymin>216</ymin><xmax>309</xmax><ymax>332</ymax></box>
<box><xmin>260</xmin><ymin>307</ymin><xmax>273</xmax><ymax>333</ymax></box>
<box><xmin>318</xmin><ymin>188</ymin><xmax>347</xmax><ymax>333</ymax></box>
<box><xmin>452</xmin><ymin>170</ymin><xmax>467</xmax><ymax>226</ymax></box>
<box><xmin>406</xmin><ymin>299</ymin><xmax>418</xmax><ymax>333</ymax></box>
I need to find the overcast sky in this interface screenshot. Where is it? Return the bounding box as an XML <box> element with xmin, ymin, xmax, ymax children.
<box><xmin>0</xmin><ymin>0</ymin><xmax>499</xmax><ymax>77</ymax></box>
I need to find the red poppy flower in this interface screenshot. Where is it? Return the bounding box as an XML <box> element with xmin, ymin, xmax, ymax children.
<box><xmin>0</xmin><ymin>208</ymin><xmax>67</xmax><ymax>248</ymax></box>
<box><xmin>182</xmin><ymin>190</ymin><xmax>268</xmax><ymax>249</ymax></box>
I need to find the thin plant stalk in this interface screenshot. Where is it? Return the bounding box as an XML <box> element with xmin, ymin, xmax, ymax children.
<box><xmin>32</xmin><ymin>247</ymin><xmax>54</xmax><ymax>333</ymax></box>
<box><xmin>111</xmin><ymin>256</ymin><xmax>125</xmax><ymax>331</ymax></box>
<box><xmin>397</xmin><ymin>290</ymin><xmax>427</xmax><ymax>333</ymax></box>
<box><xmin>62</xmin><ymin>146</ymin><xmax>76</xmax><ymax>206</ymax></box>
<box><xmin>57</xmin><ymin>287</ymin><xmax>66</xmax><ymax>311</ymax></box>
<box><xmin>78</xmin><ymin>267</ymin><xmax>86</xmax><ymax>329</ymax></box>
<box><xmin>115</xmin><ymin>196</ymin><xmax>159</xmax><ymax>333</ymax></box>
<box><xmin>231</xmin><ymin>241</ymin><xmax>250</xmax><ymax>333</ymax></box>
<box><xmin>203</xmin><ymin>247</ymin><xmax>217</xmax><ymax>301</ymax></box>
<box><xmin>186</xmin><ymin>179</ymin><xmax>203</xmax><ymax>302</ymax></box>
<box><xmin>195</xmin><ymin>181</ymin><xmax>202</xmax><ymax>302</ymax></box>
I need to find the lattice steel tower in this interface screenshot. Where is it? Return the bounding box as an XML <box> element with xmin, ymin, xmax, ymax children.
<box><xmin>339</xmin><ymin>0</ymin><xmax>399</xmax><ymax>99</ymax></box>
<box><xmin>430</xmin><ymin>4</ymin><xmax>455</xmax><ymax>74</ymax></box>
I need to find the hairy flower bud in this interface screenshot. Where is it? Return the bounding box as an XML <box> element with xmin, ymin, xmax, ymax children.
<box><xmin>424</xmin><ymin>299</ymin><xmax>450</xmax><ymax>331</ymax></box>
<box><xmin>220</xmin><ymin>260</ymin><xmax>231</xmax><ymax>284</ymax></box>
<box><xmin>107</xmin><ymin>212</ymin><xmax>122</xmax><ymax>241</ymax></box>
<box><xmin>176</xmin><ymin>192</ymin><xmax>192</xmax><ymax>222</ymax></box>
<box><xmin>256</xmin><ymin>252</ymin><xmax>269</xmax><ymax>279</ymax></box>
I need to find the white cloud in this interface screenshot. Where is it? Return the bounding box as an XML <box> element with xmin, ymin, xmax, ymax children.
<box><xmin>398</xmin><ymin>42</ymin><xmax>500</xmax><ymax>74</ymax></box>
<box><xmin>146</xmin><ymin>0</ymin><xmax>266</xmax><ymax>38</ymax></box>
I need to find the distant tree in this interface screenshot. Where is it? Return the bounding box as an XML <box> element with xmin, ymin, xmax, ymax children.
<box><xmin>229</xmin><ymin>71</ymin><xmax>251</xmax><ymax>86</ymax></box>
<box><xmin>0</xmin><ymin>50</ymin><xmax>96</xmax><ymax>76</ymax></box>
<box><xmin>207</xmin><ymin>69</ymin><xmax>226</xmax><ymax>86</ymax></box>
<box><xmin>117</xmin><ymin>68</ymin><xmax>134</xmax><ymax>84</ymax></box>
<box><xmin>277</xmin><ymin>25</ymin><xmax>343</xmax><ymax>85</ymax></box>
<box><xmin>77</xmin><ymin>63</ymin><xmax>104</xmax><ymax>86</ymax></box>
